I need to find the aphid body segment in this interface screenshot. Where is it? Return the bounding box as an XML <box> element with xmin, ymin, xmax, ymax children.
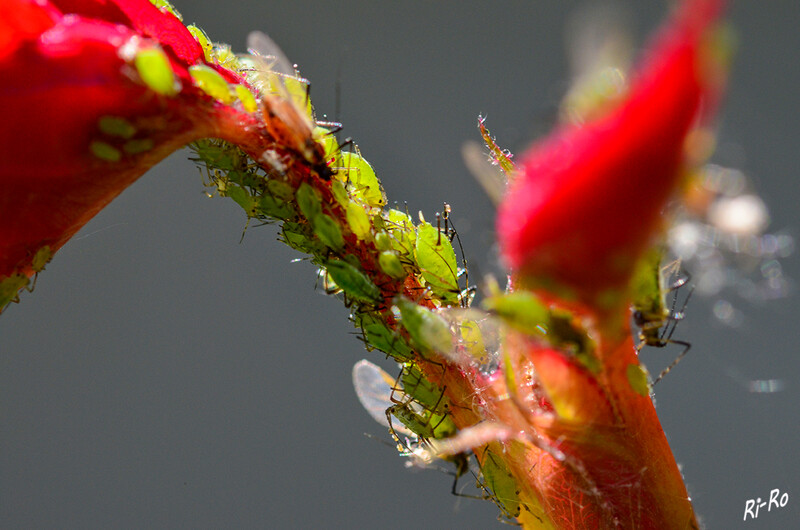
<box><xmin>245</xmin><ymin>31</ymin><xmax>332</xmax><ymax>180</ymax></box>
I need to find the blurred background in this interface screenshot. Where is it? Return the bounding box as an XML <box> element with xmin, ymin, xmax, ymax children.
<box><xmin>2</xmin><ymin>1</ymin><xmax>798</xmax><ymax>528</ymax></box>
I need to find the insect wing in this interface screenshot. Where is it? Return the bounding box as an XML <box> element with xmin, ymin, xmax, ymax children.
<box><xmin>352</xmin><ymin>360</ymin><xmax>415</xmax><ymax>437</ymax></box>
<box><xmin>246</xmin><ymin>30</ymin><xmax>314</xmax><ymax>124</ymax></box>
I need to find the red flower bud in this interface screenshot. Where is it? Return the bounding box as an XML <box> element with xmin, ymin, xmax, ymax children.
<box><xmin>497</xmin><ymin>0</ymin><xmax>725</xmax><ymax>307</ymax></box>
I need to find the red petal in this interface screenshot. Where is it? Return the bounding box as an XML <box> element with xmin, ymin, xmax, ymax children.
<box><xmin>0</xmin><ymin>0</ymin><xmax>60</xmax><ymax>60</ymax></box>
<box><xmin>51</xmin><ymin>0</ymin><xmax>204</xmax><ymax>67</ymax></box>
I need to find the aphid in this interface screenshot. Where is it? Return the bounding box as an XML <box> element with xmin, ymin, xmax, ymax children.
<box><xmin>480</xmin><ymin>448</ymin><xmax>523</xmax><ymax>522</ymax></box>
<box><xmin>323</xmin><ymin>260</ymin><xmax>383</xmax><ymax>306</ymax></box>
<box><xmin>246</xmin><ymin>31</ymin><xmax>333</xmax><ymax>180</ymax></box>
<box><xmin>395</xmin><ymin>296</ymin><xmax>452</xmax><ymax>357</ymax></box>
<box><xmin>415</xmin><ymin>219</ymin><xmax>460</xmax><ymax>305</ymax></box>
<box><xmin>351</xmin><ymin>360</ymin><xmax>470</xmax><ymax>495</ymax></box>
<box><xmin>631</xmin><ymin>253</ymin><xmax>694</xmax><ymax>385</ymax></box>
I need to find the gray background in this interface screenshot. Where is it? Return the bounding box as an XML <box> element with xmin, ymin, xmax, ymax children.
<box><xmin>2</xmin><ymin>1</ymin><xmax>798</xmax><ymax>528</ymax></box>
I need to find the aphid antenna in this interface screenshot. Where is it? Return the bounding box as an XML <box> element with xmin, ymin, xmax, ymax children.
<box><xmin>238</xmin><ymin>217</ymin><xmax>252</xmax><ymax>244</ymax></box>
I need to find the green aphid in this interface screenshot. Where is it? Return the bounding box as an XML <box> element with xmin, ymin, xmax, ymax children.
<box><xmin>378</xmin><ymin>251</ymin><xmax>406</xmax><ymax>280</ymax></box>
<box><xmin>31</xmin><ymin>246</ymin><xmax>52</xmax><ymax>273</ymax></box>
<box><xmin>389</xmin><ymin>399</ymin><xmax>456</xmax><ymax>441</ymax></box>
<box><xmin>122</xmin><ymin>138</ymin><xmax>154</xmax><ymax>154</ymax></box>
<box><xmin>98</xmin><ymin>116</ymin><xmax>136</xmax><ymax>139</ymax></box>
<box><xmin>266</xmin><ymin>179</ymin><xmax>295</xmax><ymax>201</ymax></box>
<box><xmin>281</xmin><ymin>223</ymin><xmax>327</xmax><ymax>255</ymax></box>
<box><xmin>483</xmin><ymin>291</ymin><xmax>550</xmax><ymax>337</ymax></box>
<box><xmin>355</xmin><ymin>313</ymin><xmax>413</xmax><ymax>362</ymax></box>
<box><xmin>415</xmin><ymin>222</ymin><xmax>459</xmax><ymax>303</ymax></box>
<box><xmin>89</xmin><ymin>141</ymin><xmax>121</xmax><ymax>162</ymax></box>
<box><xmin>134</xmin><ymin>47</ymin><xmax>179</xmax><ymax>97</ymax></box>
<box><xmin>0</xmin><ymin>274</ymin><xmax>30</xmax><ymax>309</ymax></box>
<box><xmin>339</xmin><ymin>152</ymin><xmax>386</xmax><ymax>208</ymax></box>
<box><xmin>295</xmin><ymin>183</ymin><xmax>322</xmax><ymax>220</ymax></box>
<box><xmin>630</xmin><ymin>250</ymin><xmax>693</xmax><ymax>384</ymax></box>
<box><xmin>324</xmin><ymin>260</ymin><xmax>383</xmax><ymax>305</ymax></box>
<box><xmin>191</xmin><ymin>139</ymin><xmax>240</xmax><ymax>171</ymax></box>
<box><xmin>395</xmin><ymin>296</ymin><xmax>452</xmax><ymax>357</ymax></box>
<box><xmin>258</xmin><ymin>194</ymin><xmax>294</xmax><ymax>220</ymax></box>
<box><xmin>630</xmin><ymin>249</ymin><xmax>673</xmax><ymax>345</ymax></box>
<box><xmin>346</xmin><ymin>202</ymin><xmax>371</xmax><ymax>239</ymax></box>
<box><xmin>485</xmin><ymin>291</ymin><xmax>599</xmax><ymax>371</ymax></box>
<box><xmin>400</xmin><ymin>365</ymin><xmax>448</xmax><ymax>415</ymax></box>
<box><xmin>481</xmin><ymin>449</ymin><xmax>522</xmax><ymax>520</ymax></box>
<box><xmin>312</xmin><ymin>213</ymin><xmax>345</xmax><ymax>251</ymax></box>
<box><xmin>222</xmin><ymin>183</ymin><xmax>258</xmax><ymax>217</ymax></box>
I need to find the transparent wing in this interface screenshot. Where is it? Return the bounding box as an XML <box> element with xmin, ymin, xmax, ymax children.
<box><xmin>352</xmin><ymin>359</ymin><xmax>415</xmax><ymax>437</ymax></box>
<box><xmin>245</xmin><ymin>30</ymin><xmax>314</xmax><ymax>123</ymax></box>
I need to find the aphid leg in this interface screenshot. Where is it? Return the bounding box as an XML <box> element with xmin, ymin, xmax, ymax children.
<box><xmin>652</xmin><ymin>339</ymin><xmax>692</xmax><ymax>385</ymax></box>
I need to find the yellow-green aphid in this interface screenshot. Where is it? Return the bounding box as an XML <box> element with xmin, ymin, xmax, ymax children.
<box><xmin>149</xmin><ymin>0</ymin><xmax>182</xmax><ymax>20</ymax></box>
<box><xmin>186</xmin><ymin>24</ymin><xmax>213</xmax><ymax>62</ymax></box>
<box><xmin>354</xmin><ymin>313</ymin><xmax>414</xmax><ymax>362</ymax></box>
<box><xmin>346</xmin><ymin>202</ymin><xmax>371</xmax><ymax>239</ymax></box>
<box><xmin>626</xmin><ymin>363</ymin><xmax>651</xmax><ymax>397</ymax></box>
<box><xmin>384</xmin><ymin>209</ymin><xmax>417</xmax><ymax>255</ymax></box>
<box><xmin>395</xmin><ymin>296</ymin><xmax>452</xmax><ymax>357</ymax></box>
<box><xmin>234</xmin><ymin>85</ymin><xmax>259</xmax><ymax>113</ymax></box>
<box><xmin>189</xmin><ymin>64</ymin><xmax>236</xmax><ymax>104</ymax></box>
<box><xmin>134</xmin><ymin>47</ymin><xmax>179</xmax><ymax>96</ymax></box>
<box><xmin>339</xmin><ymin>151</ymin><xmax>386</xmax><ymax>208</ymax></box>
<box><xmin>324</xmin><ymin>260</ymin><xmax>382</xmax><ymax>305</ymax></box>
<box><xmin>415</xmin><ymin>221</ymin><xmax>460</xmax><ymax>304</ymax></box>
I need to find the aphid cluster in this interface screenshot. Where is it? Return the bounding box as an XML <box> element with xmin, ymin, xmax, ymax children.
<box><xmin>187</xmin><ymin>25</ymin><xmax>516</xmax><ymax>515</ymax></box>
